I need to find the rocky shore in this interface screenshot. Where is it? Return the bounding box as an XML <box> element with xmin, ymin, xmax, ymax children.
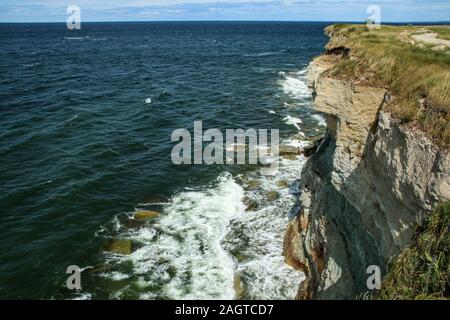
<box><xmin>283</xmin><ymin>26</ymin><xmax>450</xmax><ymax>299</ymax></box>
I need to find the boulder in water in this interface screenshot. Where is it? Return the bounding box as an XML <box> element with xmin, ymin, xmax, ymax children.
<box><xmin>103</xmin><ymin>239</ymin><xmax>132</xmax><ymax>255</ymax></box>
<box><xmin>243</xmin><ymin>197</ymin><xmax>258</xmax><ymax>211</ymax></box>
<box><xmin>234</xmin><ymin>274</ymin><xmax>245</xmax><ymax>299</ymax></box>
<box><xmin>245</xmin><ymin>180</ymin><xmax>262</xmax><ymax>191</ymax></box>
<box><xmin>279</xmin><ymin>144</ymin><xmax>300</xmax><ymax>155</ymax></box>
<box><xmin>277</xmin><ymin>180</ymin><xmax>289</xmax><ymax>189</ymax></box>
<box><xmin>121</xmin><ymin>218</ymin><xmax>145</xmax><ymax>229</ymax></box>
<box><xmin>266</xmin><ymin>191</ymin><xmax>280</xmax><ymax>202</ymax></box>
<box><xmin>134</xmin><ymin>210</ymin><xmax>159</xmax><ymax>220</ymax></box>
<box><xmin>281</xmin><ymin>153</ymin><xmax>298</xmax><ymax>160</ymax></box>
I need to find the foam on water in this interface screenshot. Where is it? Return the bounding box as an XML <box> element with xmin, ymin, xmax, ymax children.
<box><xmin>89</xmin><ymin>64</ymin><xmax>321</xmax><ymax>300</ymax></box>
<box><xmin>244</xmin><ymin>49</ymin><xmax>287</xmax><ymax>57</ymax></box>
<box><xmin>102</xmin><ymin>173</ymin><xmax>245</xmax><ymax>299</ymax></box>
<box><xmin>223</xmin><ymin>154</ymin><xmax>307</xmax><ymax>299</ymax></box>
<box><xmin>283</xmin><ymin>115</ymin><xmax>303</xmax><ymax>131</ymax></box>
<box><xmin>278</xmin><ymin>70</ymin><xmax>311</xmax><ymax>100</ymax></box>
<box><xmin>63</xmin><ymin>36</ymin><xmax>88</xmax><ymax>40</ymax></box>
<box><xmin>97</xmin><ymin>151</ymin><xmax>308</xmax><ymax>300</ymax></box>
<box><xmin>311</xmin><ymin>114</ymin><xmax>326</xmax><ymax>126</ymax></box>
<box><xmin>72</xmin><ymin>293</ymin><xmax>92</xmax><ymax>300</ymax></box>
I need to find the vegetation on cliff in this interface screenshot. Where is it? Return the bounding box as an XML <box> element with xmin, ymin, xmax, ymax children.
<box><xmin>324</xmin><ymin>24</ymin><xmax>450</xmax><ymax>148</ymax></box>
<box><xmin>379</xmin><ymin>201</ymin><xmax>450</xmax><ymax>300</ymax></box>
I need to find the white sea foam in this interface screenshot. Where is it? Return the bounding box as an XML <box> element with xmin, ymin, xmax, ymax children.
<box><xmin>278</xmin><ymin>70</ymin><xmax>311</xmax><ymax>100</ymax></box>
<box><xmin>104</xmin><ymin>173</ymin><xmax>245</xmax><ymax>299</ymax></box>
<box><xmin>23</xmin><ymin>62</ymin><xmax>41</xmax><ymax>67</ymax></box>
<box><xmin>223</xmin><ymin>155</ymin><xmax>307</xmax><ymax>299</ymax></box>
<box><xmin>283</xmin><ymin>115</ymin><xmax>303</xmax><ymax>131</ymax></box>
<box><xmin>63</xmin><ymin>36</ymin><xmax>86</xmax><ymax>40</ymax></box>
<box><xmin>283</xmin><ymin>138</ymin><xmax>311</xmax><ymax>149</ymax></box>
<box><xmin>94</xmin><ymin>65</ymin><xmax>315</xmax><ymax>300</ymax></box>
<box><xmin>99</xmin><ymin>271</ymin><xmax>130</xmax><ymax>281</ymax></box>
<box><xmin>244</xmin><ymin>49</ymin><xmax>286</xmax><ymax>57</ymax></box>
<box><xmin>311</xmin><ymin>114</ymin><xmax>327</xmax><ymax>126</ymax></box>
<box><xmin>72</xmin><ymin>293</ymin><xmax>92</xmax><ymax>300</ymax></box>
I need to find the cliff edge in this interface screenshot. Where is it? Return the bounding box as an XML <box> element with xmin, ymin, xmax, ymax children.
<box><xmin>283</xmin><ymin>24</ymin><xmax>450</xmax><ymax>299</ymax></box>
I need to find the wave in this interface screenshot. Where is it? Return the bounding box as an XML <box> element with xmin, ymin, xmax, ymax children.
<box><xmin>283</xmin><ymin>115</ymin><xmax>303</xmax><ymax>131</ymax></box>
<box><xmin>311</xmin><ymin>114</ymin><xmax>326</xmax><ymax>126</ymax></box>
<box><xmin>223</xmin><ymin>150</ymin><xmax>307</xmax><ymax>299</ymax></box>
<box><xmin>278</xmin><ymin>69</ymin><xmax>311</xmax><ymax>100</ymax></box>
<box><xmin>22</xmin><ymin>62</ymin><xmax>41</xmax><ymax>68</ymax></box>
<box><xmin>243</xmin><ymin>50</ymin><xmax>286</xmax><ymax>57</ymax></box>
<box><xmin>85</xmin><ymin>64</ymin><xmax>317</xmax><ymax>300</ymax></box>
<box><xmin>63</xmin><ymin>36</ymin><xmax>88</xmax><ymax>40</ymax></box>
<box><xmin>101</xmin><ymin>173</ymin><xmax>245</xmax><ymax>299</ymax></box>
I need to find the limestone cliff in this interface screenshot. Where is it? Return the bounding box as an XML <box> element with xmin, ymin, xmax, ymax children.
<box><xmin>284</xmin><ymin>33</ymin><xmax>450</xmax><ymax>299</ymax></box>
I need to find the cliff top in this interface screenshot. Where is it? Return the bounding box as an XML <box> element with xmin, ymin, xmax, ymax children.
<box><xmin>322</xmin><ymin>24</ymin><xmax>450</xmax><ymax>148</ymax></box>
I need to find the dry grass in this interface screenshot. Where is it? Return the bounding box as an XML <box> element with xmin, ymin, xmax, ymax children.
<box><xmin>379</xmin><ymin>201</ymin><xmax>450</xmax><ymax>300</ymax></box>
<box><xmin>324</xmin><ymin>24</ymin><xmax>450</xmax><ymax>148</ymax></box>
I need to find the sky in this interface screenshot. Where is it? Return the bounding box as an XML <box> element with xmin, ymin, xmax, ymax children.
<box><xmin>0</xmin><ymin>0</ymin><xmax>449</xmax><ymax>23</ymax></box>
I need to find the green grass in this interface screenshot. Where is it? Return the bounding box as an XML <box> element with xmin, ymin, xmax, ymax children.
<box><xmin>379</xmin><ymin>201</ymin><xmax>450</xmax><ymax>300</ymax></box>
<box><xmin>324</xmin><ymin>24</ymin><xmax>450</xmax><ymax>148</ymax></box>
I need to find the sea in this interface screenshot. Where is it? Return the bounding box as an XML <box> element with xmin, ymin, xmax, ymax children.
<box><xmin>0</xmin><ymin>21</ymin><xmax>328</xmax><ymax>299</ymax></box>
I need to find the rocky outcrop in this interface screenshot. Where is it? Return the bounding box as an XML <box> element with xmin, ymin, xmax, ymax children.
<box><xmin>284</xmin><ymin>41</ymin><xmax>450</xmax><ymax>299</ymax></box>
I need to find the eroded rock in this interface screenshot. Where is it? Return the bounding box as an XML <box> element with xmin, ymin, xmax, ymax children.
<box><xmin>103</xmin><ymin>239</ymin><xmax>132</xmax><ymax>255</ymax></box>
<box><xmin>134</xmin><ymin>210</ymin><xmax>159</xmax><ymax>220</ymax></box>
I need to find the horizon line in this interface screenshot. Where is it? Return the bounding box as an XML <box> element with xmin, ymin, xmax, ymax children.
<box><xmin>1</xmin><ymin>20</ymin><xmax>450</xmax><ymax>24</ymax></box>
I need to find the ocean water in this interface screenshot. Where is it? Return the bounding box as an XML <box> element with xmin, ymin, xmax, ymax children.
<box><xmin>0</xmin><ymin>22</ymin><xmax>328</xmax><ymax>299</ymax></box>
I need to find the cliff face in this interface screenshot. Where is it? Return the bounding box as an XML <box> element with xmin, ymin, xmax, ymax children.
<box><xmin>284</xmin><ymin>43</ymin><xmax>450</xmax><ymax>299</ymax></box>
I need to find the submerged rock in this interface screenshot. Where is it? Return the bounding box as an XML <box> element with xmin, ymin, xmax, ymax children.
<box><xmin>134</xmin><ymin>210</ymin><xmax>159</xmax><ymax>220</ymax></box>
<box><xmin>103</xmin><ymin>239</ymin><xmax>132</xmax><ymax>255</ymax></box>
<box><xmin>292</xmin><ymin>133</ymin><xmax>307</xmax><ymax>141</ymax></box>
<box><xmin>279</xmin><ymin>144</ymin><xmax>300</xmax><ymax>155</ymax></box>
<box><xmin>121</xmin><ymin>218</ymin><xmax>145</xmax><ymax>230</ymax></box>
<box><xmin>281</xmin><ymin>153</ymin><xmax>298</xmax><ymax>160</ymax></box>
<box><xmin>245</xmin><ymin>180</ymin><xmax>262</xmax><ymax>191</ymax></box>
<box><xmin>140</xmin><ymin>195</ymin><xmax>167</xmax><ymax>205</ymax></box>
<box><xmin>89</xmin><ymin>263</ymin><xmax>113</xmax><ymax>274</ymax></box>
<box><xmin>234</xmin><ymin>274</ymin><xmax>245</xmax><ymax>299</ymax></box>
<box><xmin>235</xmin><ymin>174</ymin><xmax>249</xmax><ymax>185</ymax></box>
<box><xmin>277</xmin><ymin>180</ymin><xmax>289</xmax><ymax>189</ymax></box>
<box><xmin>266</xmin><ymin>191</ymin><xmax>280</xmax><ymax>202</ymax></box>
<box><xmin>243</xmin><ymin>197</ymin><xmax>258</xmax><ymax>211</ymax></box>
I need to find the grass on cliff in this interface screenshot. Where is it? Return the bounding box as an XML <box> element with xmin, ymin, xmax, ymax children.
<box><xmin>325</xmin><ymin>24</ymin><xmax>450</xmax><ymax>148</ymax></box>
<box><xmin>379</xmin><ymin>201</ymin><xmax>450</xmax><ymax>300</ymax></box>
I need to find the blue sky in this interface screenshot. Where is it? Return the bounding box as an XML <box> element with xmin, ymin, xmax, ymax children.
<box><xmin>0</xmin><ymin>0</ymin><xmax>449</xmax><ymax>22</ymax></box>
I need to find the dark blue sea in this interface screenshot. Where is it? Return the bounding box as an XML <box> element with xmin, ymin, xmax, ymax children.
<box><xmin>0</xmin><ymin>22</ymin><xmax>328</xmax><ymax>299</ymax></box>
